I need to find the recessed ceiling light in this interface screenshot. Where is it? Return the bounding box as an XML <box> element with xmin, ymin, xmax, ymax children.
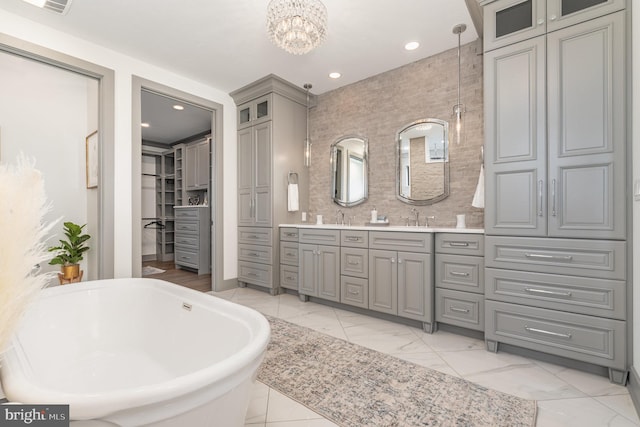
<box><xmin>405</xmin><ymin>41</ymin><xmax>420</xmax><ymax>51</ymax></box>
<box><xmin>141</xmin><ymin>123</ymin><xmax>150</xmax><ymax>128</ymax></box>
<box><xmin>329</xmin><ymin>72</ymin><xmax>341</xmax><ymax>79</ymax></box>
<box><xmin>172</xmin><ymin>105</ymin><xmax>185</xmax><ymax>111</ymax></box>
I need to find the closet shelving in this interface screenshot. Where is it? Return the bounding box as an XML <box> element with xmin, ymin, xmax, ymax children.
<box><xmin>142</xmin><ymin>149</ymin><xmax>175</xmax><ymax>262</ymax></box>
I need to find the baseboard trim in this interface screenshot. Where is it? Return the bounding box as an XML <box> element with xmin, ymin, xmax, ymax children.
<box><xmin>215</xmin><ymin>277</ymin><xmax>237</xmax><ymax>292</ymax></box>
<box><xmin>628</xmin><ymin>366</ymin><xmax>640</xmax><ymax>419</ymax></box>
<box><xmin>142</xmin><ymin>254</ymin><xmax>157</xmax><ymax>262</ymax></box>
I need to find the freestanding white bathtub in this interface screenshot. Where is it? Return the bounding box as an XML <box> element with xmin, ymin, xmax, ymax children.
<box><xmin>0</xmin><ymin>278</ymin><xmax>270</xmax><ymax>426</ymax></box>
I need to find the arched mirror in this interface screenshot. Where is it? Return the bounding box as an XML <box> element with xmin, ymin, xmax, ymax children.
<box><xmin>331</xmin><ymin>135</ymin><xmax>368</xmax><ymax>207</ymax></box>
<box><xmin>396</xmin><ymin>118</ymin><xmax>449</xmax><ymax>205</ymax></box>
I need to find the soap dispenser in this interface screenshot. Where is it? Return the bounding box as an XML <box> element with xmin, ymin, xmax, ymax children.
<box><xmin>370</xmin><ymin>207</ymin><xmax>378</xmax><ymax>223</ymax></box>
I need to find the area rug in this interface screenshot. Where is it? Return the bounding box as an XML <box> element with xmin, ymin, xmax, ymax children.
<box><xmin>142</xmin><ymin>266</ymin><xmax>165</xmax><ymax>276</ymax></box>
<box><xmin>258</xmin><ymin>316</ymin><xmax>537</xmax><ymax>427</ymax></box>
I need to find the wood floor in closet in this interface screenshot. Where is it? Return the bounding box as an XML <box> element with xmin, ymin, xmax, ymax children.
<box><xmin>142</xmin><ymin>260</ymin><xmax>211</xmax><ymax>292</ymax></box>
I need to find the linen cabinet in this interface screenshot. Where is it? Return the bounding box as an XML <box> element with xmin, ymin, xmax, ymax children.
<box><xmin>480</xmin><ymin>0</ymin><xmax>628</xmax><ymax>384</ymax></box>
<box><xmin>231</xmin><ymin>75</ymin><xmax>310</xmax><ymax>294</ymax></box>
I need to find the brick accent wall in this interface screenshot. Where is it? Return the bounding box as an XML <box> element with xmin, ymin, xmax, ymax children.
<box><xmin>306</xmin><ymin>40</ymin><xmax>484</xmax><ymax>228</ymax></box>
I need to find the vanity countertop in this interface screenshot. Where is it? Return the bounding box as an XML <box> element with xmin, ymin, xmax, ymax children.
<box><xmin>279</xmin><ymin>223</ymin><xmax>484</xmax><ymax>234</ymax></box>
<box><xmin>174</xmin><ymin>205</ymin><xmax>209</xmax><ymax>208</ymax></box>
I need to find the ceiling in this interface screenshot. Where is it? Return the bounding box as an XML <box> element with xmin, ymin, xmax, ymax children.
<box><xmin>0</xmin><ymin>0</ymin><xmax>480</xmax><ymax>144</ymax></box>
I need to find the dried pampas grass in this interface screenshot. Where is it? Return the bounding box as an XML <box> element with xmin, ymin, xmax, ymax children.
<box><xmin>0</xmin><ymin>155</ymin><xmax>58</xmax><ymax>355</ymax></box>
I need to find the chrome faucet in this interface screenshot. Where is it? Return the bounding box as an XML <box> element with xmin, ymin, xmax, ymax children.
<box><xmin>425</xmin><ymin>215</ymin><xmax>436</xmax><ymax>227</ymax></box>
<box><xmin>336</xmin><ymin>209</ymin><xmax>345</xmax><ymax>225</ymax></box>
<box><xmin>410</xmin><ymin>208</ymin><xmax>420</xmax><ymax>227</ymax></box>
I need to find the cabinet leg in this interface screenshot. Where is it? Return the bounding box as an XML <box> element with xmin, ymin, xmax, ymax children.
<box><xmin>608</xmin><ymin>368</ymin><xmax>628</xmax><ymax>385</ymax></box>
<box><xmin>238</xmin><ymin>281</ymin><xmax>247</xmax><ymax>288</ymax></box>
<box><xmin>299</xmin><ymin>294</ymin><xmax>309</xmax><ymax>303</ymax></box>
<box><xmin>486</xmin><ymin>340</ymin><xmax>499</xmax><ymax>353</ymax></box>
<box><xmin>270</xmin><ymin>287</ymin><xmax>280</xmax><ymax>296</ymax></box>
<box><xmin>422</xmin><ymin>322</ymin><xmax>435</xmax><ymax>334</ymax></box>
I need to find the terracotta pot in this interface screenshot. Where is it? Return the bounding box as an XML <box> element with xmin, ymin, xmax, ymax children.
<box><xmin>62</xmin><ymin>264</ymin><xmax>80</xmax><ymax>280</ymax></box>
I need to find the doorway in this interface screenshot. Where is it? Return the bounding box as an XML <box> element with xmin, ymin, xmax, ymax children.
<box><xmin>131</xmin><ymin>77</ymin><xmax>224</xmax><ymax>292</ymax></box>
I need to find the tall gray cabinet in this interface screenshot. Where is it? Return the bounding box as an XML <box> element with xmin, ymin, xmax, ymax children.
<box><xmin>231</xmin><ymin>75</ymin><xmax>310</xmax><ymax>294</ymax></box>
<box><xmin>480</xmin><ymin>0</ymin><xmax>628</xmax><ymax>383</ymax></box>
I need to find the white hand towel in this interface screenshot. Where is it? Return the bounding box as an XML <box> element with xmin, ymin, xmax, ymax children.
<box><xmin>472</xmin><ymin>164</ymin><xmax>485</xmax><ymax>208</ymax></box>
<box><xmin>288</xmin><ymin>183</ymin><xmax>299</xmax><ymax>212</ymax></box>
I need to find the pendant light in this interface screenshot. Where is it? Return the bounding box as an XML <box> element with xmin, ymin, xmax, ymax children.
<box><xmin>304</xmin><ymin>83</ymin><xmax>312</xmax><ymax>167</ymax></box>
<box><xmin>452</xmin><ymin>23</ymin><xmax>466</xmax><ymax>145</ymax></box>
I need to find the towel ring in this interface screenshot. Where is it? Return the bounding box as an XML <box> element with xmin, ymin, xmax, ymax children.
<box><xmin>288</xmin><ymin>171</ymin><xmax>299</xmax><ymax>185</ymax></box>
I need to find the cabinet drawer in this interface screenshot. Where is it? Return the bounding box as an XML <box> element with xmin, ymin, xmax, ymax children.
<box><xmin>341</xmin><ymin>230</ymin><xmax>368</xmax><ymax>248</ymax></box>
<box><xmin>436</xmin><ymin>233</ymin><xmax>484</xmax><ymax>256</ymax></box>
<box><xmin>175</xmin><ymin>248</ymin><xmax>199</xmax><ymax>268</ymax></box>
<box><xmin>341</xmin><ymin>247</ymin><xmax>368</xmax><ymax>279</ymax></box>
<box><xmin>238</xmin><ymin>227</ymin><xmax>272</xmax><ymax>246</ymax></box>
<box><xmin>436</xmin><ymin>254</ymin><xmax>484</xmax><ymax>294</ymax></box>
<box><xmin>238</xmin><ymin>244</ymin><xmax>272</xmax><ymax>264</ymax></box>
<box><xmin>298</xmin><ymin>228</ymin><xmax>340</xmax><ymax>245</ymax></box>
<box><xmin>485</xmin><ymin>236</ymin><xmax>626</xmax><ymax>280</ymax></box>
<box><xmin>485</xmin><ymin>300</ymin><xmax>626</xmax><ymax>370</ymax></box>
<box><xmin>369</xmin><ymin>231</ymin><xmax>432</xmax><ymax>252</ymax></box>
<box><xmin>280</xmin><ymin>242</ymin><xmax>299</xmax><ymax>265</ymax></box>
<box><xmin>174</xmin><ymin>208</ymin><xmax>200</xmax><ymax>219</ymax></box>
<box><xmin>175</xmin><ymin>221</ymin><xmax>199</xmax><ymax>234</ymax></box>
<box><xmin>280</xmin><ymin>264</ymin><xmax>298</xmax><ymax>290</ymax></box>
<box><xmin>280</xmin><ymin>227</ymin><xmax>299</xmax><ymax>242</ymax></box>
<box><xmin>175</xmin><ymin>234</ymin><xmax>198</xmax><ymax>248</ymax></box>
<box><xmin>485</xmin><ymin>268</ymin><xmax>626</xmax><ymax>320</ymax></box>
<box><xmin>436</xmin><ymin>288</ymin><xmax>484</xmax><ymax>331</ymax></box>
<box><xmin>341</xmin><ymin>276</ymin><xmax>368</xmax><ymax>309</ymax></box>
<box><xmin>238</xmin><ymin>261</ymin><xmax>273</xmax><ymax>287</ymax></box>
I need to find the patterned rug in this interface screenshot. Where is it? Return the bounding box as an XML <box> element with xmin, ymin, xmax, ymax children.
<box><xmin>142</xmin><ymin>266</ymin><xmax>165</xmax><ymax>276</ymax></box>
<box><xmin>258</xmin><ymin>316</ymin><xmax>537</xmax><ymax>427</ymax></box>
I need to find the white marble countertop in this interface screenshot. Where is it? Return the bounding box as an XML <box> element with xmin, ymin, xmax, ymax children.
<box><xmin>279</xmin><ymin>223</ymin><xmax>484</xmax><ymax>234</ymax></box>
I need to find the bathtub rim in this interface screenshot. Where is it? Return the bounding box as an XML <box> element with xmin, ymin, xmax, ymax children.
<box><xmin>0</xmin><ymin>278</ymin><xmax>271</xmax><ymax>420</ymax></box>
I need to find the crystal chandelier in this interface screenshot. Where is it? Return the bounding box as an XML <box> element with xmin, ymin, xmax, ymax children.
<box><xmin>267</xmin><ymin>0</ymin><xmax>328</xmax><ymax>55</ymax></box>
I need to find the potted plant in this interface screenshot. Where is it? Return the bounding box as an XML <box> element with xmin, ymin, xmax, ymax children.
<box><xmin>48</xmin><ymin>221</ymin><xmax>91</xmax><ymax>280</ymax></box>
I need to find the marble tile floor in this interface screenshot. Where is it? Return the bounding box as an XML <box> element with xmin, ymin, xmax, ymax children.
<box><xmin>210</xmin><ymin>287</ymin><xmax>640</xmax><ymax>427</ymax></box>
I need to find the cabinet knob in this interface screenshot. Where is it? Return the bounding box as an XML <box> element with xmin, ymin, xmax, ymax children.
<box><xmin>537</xmin><ymin>18</ymin><xmax>545</xmax><ymax>25</ymax></box>
<box><xmin>549</xmin><ymin>14</ymin><xmax>557</xmax><ymax>21</ymax></box>
<box><xmin>391</xmin><ymin>258</ymin><xmax>396</xmax><ymax>263</ymax></box>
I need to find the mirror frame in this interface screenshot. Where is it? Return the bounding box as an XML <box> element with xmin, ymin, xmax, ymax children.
<box><xmin>330</xmin><ymin>135</ymin><xmax>369</xmax><ymax>207</ymax></box>
<box><xmin>396</xmin><ymin>118</ymin><xmax>450</xmax><ymax>206</ymax></box>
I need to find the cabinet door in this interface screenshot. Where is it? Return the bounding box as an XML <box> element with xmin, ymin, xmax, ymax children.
<box><xmin>546</xmin><ymin>0</ymin><xmax>624</xmax><ymax>33</ymax></box>
<box><xmin>398</xmin><ymin>252</ymin><xmax>432</xmax><ymax>322</ymax></box>
<box><xmin>299</xmin><ymin>244</ymin><xmax>317</xmax><ymax>296</ymax></box>
<box><xmin>237</xmin><ymin>128</ymin><xmax>254</xmax><ymax>226</ymax></box>
<box><xmin>483</xmin><ymin>0</ymin><xmax>546</xmax><ymax>51</ymax></box>
<box><xmin>547</xmin><ymin>13</ymin><xmax>625</xmax><ymax>239</ymax></box>
<box><xmin>185</xmin><ymin>143</ymin><xmax>197</xmax><ymax>190</ymax></box>
<box><xmin>196</xmin><ymin>140</ymin><xmax>209</xmax><ymax>188</ymax></box>
<box><xmin>368</xmin><ymin>250</ymin><xmax>397</xmax><ymax>315</ymax></box>
<box><xmin>484</xmin><ymin>36</ymin><xmax>547</xmax><ymax>236</ymax></box>
<box><xmin>318</xmin><ymin>245</ymin><xmax>340</xmax><ymax>302</ymax></box>
<box><xmin>253</xmin><ymin>122</ymin><xmax>272</xmax><ymax>226</ymax></box>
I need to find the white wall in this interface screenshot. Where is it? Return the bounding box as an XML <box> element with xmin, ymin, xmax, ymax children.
<box><xmin>632</xmin><ymin>2</ymin><xmax>640</xmax><ymax>370</ymax></box>
<box><xmin>0</xmin><ymin>9</ymin><xmax>238</xmax><ymax>280</ymax></box>
<box><xmin>0</xmin><ymin>52</ymin><xmax>97</xmax><ymax>281</ymax></box>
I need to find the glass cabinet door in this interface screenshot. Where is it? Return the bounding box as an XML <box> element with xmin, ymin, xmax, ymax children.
<box><xmin>483</xmin><ymin>0</ymin><xmax>546</xmax><ymax>52</ymax></box>
<box><xmin>547</xmin><ymin>0</ymin><xmax>624</xmax><ymax>32</ymax></box>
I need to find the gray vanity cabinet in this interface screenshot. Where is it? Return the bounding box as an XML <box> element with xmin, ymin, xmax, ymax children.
<box><xmin>435</xmin><ymin>234</ymin><xmax>485</xmax><ymax>332</ymax></box>
<box><xmin>185</xmin><ymin>139</ymin><xmax>209</xmax><ymax>191</ymax></box>
<box><xmin>484</xmin><ymin>11</ymin><xmax>626</xmax><ymax>239</ymax></box>
<box><xmin>232</xmin><ymin>76</ymin><xmax>309</xmax><ymax>294</ymax></box>
<box><xmin>368</xmin><ymin>231</ymin><xmax>434</xmax><ymax>331</ymax></box>
<box><xmin>299</xmin><ymin>243</ymin><xmax>340</xmax><ymax>302</ymax></box>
